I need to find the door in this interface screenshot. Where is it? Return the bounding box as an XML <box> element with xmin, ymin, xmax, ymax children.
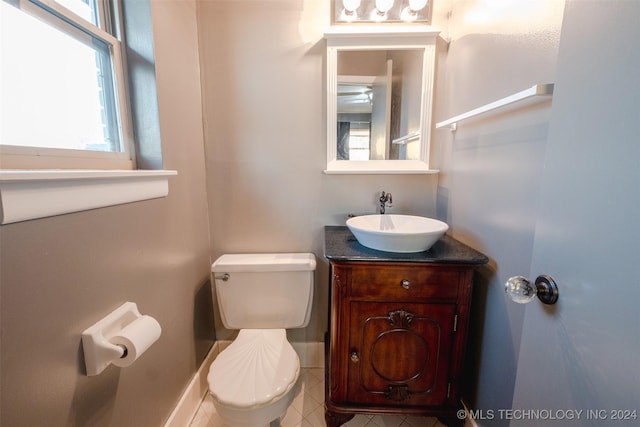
<box><xmin>511</xmin><ymin>1</ymin><xmax>640</xmax><ymax>424</ymax></box>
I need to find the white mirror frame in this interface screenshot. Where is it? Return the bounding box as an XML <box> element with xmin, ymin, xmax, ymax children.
<box><xmin>324</xmin><ymin>26</ymin><xmax>440</xmax><ymax>174</ymax></box>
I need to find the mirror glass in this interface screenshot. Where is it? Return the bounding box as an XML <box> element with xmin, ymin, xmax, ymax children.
<box><xmin>324</xmin><ymin>28</ymin><xmax>439</xmax><ymax>174</ymax></box>
<box><xmin>337</xmin><ymin>49</ymin><xmax>424</xmax><ymax>161</ymax></box>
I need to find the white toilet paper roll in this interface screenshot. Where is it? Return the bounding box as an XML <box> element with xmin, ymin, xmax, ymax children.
<box><xmin>109</xmin><ymin>315</ymin><xmax>162</xmax><ymax>368</ymax></box>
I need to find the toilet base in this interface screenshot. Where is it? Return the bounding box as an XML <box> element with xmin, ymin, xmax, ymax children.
<box><xmin>211</xmin><ymin>383</ymin><xmax>296</xmax><ymax>427</ymax></box>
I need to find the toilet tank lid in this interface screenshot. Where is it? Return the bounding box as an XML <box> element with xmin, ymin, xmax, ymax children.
<box><xmin>212</xmin><ymin>253</ymin><xmax>316</xmax><ymax>273</ymax></box>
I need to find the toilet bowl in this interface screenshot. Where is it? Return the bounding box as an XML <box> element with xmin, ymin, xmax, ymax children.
<box><xmin>207</xmin><ymin>329</ymin><xmax>299</xmax><ymax>426</ymax></box>
<box><xmin>207</xmin><ymin>253</ymin><xmax>315</xmax><ymax>426</ymax></box>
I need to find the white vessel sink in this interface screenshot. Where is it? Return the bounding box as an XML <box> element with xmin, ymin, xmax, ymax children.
<box><xmin>346</xmin><ymin>214</ymin><xmax>449</xmax><ymax>253</ymax></box>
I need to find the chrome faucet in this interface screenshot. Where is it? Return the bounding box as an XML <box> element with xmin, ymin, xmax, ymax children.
<box><xmin>379</xmin><ymin>191</ymin><xmax>393</xmax><ymax>214</ymax></box>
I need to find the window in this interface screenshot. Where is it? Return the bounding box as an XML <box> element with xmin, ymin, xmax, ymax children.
<box><xmin>0</xmin><ymin>0</ymin><xmax>134</xmax><ymax>169</ymax></box>
<box><xmin>348</xmin><ymin>127</ymin><xmax>371</xmax><ymax>160</ymax></box>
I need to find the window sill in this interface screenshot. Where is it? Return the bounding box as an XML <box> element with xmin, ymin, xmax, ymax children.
<box><xmin>324</xmin><ymin>160</ymin><xmax>440</xmax><ymax>175</ymax></box>
<box><xmin>0</xmin><ymin>169</ymin><xmax>177</xmax><ymax>224</ymax></box>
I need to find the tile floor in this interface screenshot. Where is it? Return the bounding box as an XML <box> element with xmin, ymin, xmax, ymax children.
<box><xmin>189</xmin><ymin>368</ymin><xmax>448</xmax><ymax>427</ymax></box>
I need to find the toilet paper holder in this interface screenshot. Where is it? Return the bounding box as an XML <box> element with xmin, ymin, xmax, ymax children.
<box><xmin>82</xmin><ymin>302</ymin><xmax>161</xmax><ymax>376</ymax></box>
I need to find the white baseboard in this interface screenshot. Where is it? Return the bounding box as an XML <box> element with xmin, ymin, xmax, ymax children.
<box><xmin>164</xmin><ymin>343</ymin><xmax>219</xmax><ymax>427</ymax></box>
<box><xmin>164</xmin><ymin>341</ymin><xmax>324</xmax><ymax>427</ymax></box>
<box><xmin>292</xmin><ymin>341</ymin><xmax>325</xmax><ymax>368</ymax></box>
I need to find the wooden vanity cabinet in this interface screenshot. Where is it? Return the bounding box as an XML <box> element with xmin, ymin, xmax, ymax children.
<box><xmin>325</xmin><ymin>261</ymin><xmax>476</xmax><ymax>427</ymax></box>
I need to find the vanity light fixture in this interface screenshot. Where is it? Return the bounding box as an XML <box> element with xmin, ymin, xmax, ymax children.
<box><xmin>341</xmin><ymin>0</ymin><xmax>361</xmax><ymax>21</ymax></box>
<box><xmin>401</xmin><ymin>0</ymin><xmax>429</xmax><ymax>21</ymax></box>
<box><xmin>334</xmin><ymin>0</ymin><xmax>431</xmax><ymax>23</ymax></box>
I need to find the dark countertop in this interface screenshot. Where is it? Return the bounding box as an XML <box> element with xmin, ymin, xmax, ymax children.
<box><xmin>324</xmin><ymin>226</ymin><xmax>489</xmax><ymax>265</ymax></box>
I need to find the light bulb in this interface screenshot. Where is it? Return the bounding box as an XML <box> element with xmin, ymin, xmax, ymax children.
<box><xmin>409</xmin><ymin>0</ymin><xmax>428</xmax><ymax>11</ymax></box>
<box><xmin>375</xmin><ymin>0</ymin><xmax>394</xmax><ymax>13</ymax></box>
<box><xmin>371</xmin><ymin>0</ymin><xmax>393</xmax><ymax>20</ymax></box>
<box><xmin>341</xmin><ymin>0</ymin><xmax>361</xmax><ymax>21</ymax></box>
<box><xmin>401</xmin><ymin>0</ymin><xmax>428</xmax><ymax>21</ymax></box>
<box><xmin>343</xmin><ymin>0</ymin><xmax>361</xmax><ymax>12</ymax></box>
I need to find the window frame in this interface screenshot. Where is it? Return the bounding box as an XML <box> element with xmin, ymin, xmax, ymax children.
<box><xmin>0</xmin><ymin>0</ymin><xmax>135</xmax><ymax>170</ymax></box>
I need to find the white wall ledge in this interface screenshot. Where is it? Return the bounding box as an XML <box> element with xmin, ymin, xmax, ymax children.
<box><xmin>324</xmin><ymin>160</ymin><xmax>439</xmax><ymax>175</ymax></box>
<box><xmin>0</xmin><ymin>169</ymin><xmax>177</xmax><ymax>224</ymax></box>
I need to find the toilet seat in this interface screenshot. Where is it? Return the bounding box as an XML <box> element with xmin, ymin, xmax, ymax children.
<box><xmin>207</xmin><ymin>329</ymin><xmax>300</xmax><ymax>409</ymax></box>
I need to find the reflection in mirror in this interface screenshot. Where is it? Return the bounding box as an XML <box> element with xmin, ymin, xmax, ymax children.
<box><xmin>336</xmin><ymin>49</ymin><xmax>424</xmax><ymax>161</ymax></box>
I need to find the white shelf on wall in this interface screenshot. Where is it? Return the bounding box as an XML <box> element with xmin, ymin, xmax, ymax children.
<box><xmin>435</xmin><ymin>83</ymin><xmax>554</xmax><ymax>131</ymax></box>
<box><xmin>0</xmin><ymin>169</ymin><xmax>177</xmax><ymax>224</ymax></box>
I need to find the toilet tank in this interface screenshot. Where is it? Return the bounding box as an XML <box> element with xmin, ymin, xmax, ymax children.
<box><xmin>211</xmin><ymin>253</ymin><xmax>316</xmax><ymax>330</ymax></box>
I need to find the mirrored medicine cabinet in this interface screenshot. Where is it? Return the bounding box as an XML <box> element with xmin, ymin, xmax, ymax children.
<box><xmin>324</xmin><ymin>26</ymin><xmax>440</xmax><ymax>174</ymax></box>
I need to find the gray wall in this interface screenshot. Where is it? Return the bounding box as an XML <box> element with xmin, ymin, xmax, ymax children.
<box><xmin>0</xmin><ymin>1</ymin><xmax>213</xmax><ymax>425</ymax></box>
<box><xmin>433</xmin><ymin>0</ymin><xmax>565</xmax><ymax>421</ymax></box>
<box><xmin>436</xmin><ymin>0</ymin><xmax>640</xmax><ymax>425</ymax></box>
<box><xmin>196</xmin><ymin>0</ymin><xmax>439</xmax><ymax>342</ymax></box>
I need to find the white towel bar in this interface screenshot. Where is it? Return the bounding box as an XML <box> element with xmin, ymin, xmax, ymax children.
<box><xmin>436</xmin><ymin>83</ymin><xmax>554</xmax><ymax>131</ymax></box>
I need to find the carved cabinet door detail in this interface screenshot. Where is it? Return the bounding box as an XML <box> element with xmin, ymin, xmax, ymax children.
<box><xmin>347</xmin><ymin>301</ymin><xmax>455</xmax><ymax>406</ymax></box>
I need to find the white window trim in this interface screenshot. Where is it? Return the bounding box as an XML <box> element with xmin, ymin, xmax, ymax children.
<box><xmin>0</xmin><ymin>169</ymin><xmax>177</xmax><ymax>224</ymax></box>
<box><xmin>0</xmin><ymin>145</ymin><xmax>135</xmax><ymax>170</ymax></box>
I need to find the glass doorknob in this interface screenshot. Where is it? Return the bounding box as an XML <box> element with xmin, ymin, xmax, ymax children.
<box><xmin>505</xmin><ymin>275</ymin><xmax>559</xmax><ymax>305</ymax></box>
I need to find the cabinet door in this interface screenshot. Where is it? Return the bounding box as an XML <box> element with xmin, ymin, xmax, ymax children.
<box><xmin>347</xmin><ymin>301</ymin><xmax>455</xmax><ymax>406</ymax></box>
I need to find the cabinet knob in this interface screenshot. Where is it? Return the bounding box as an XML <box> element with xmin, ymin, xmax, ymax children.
<box><xmin>401</xmin><ymin>279</ymin><xmax>411</xmax><ymax>289</ymax></box>
<box><xmin>350</xmin><ymin>351</ymin><xmax>360</xmax><ymax>362</ymax></box>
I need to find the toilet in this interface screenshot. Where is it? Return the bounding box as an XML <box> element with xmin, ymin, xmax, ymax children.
<box><xmin>207</xmin><ymin>253</ymin><xmax>316</xmax><ymax>427</ymax></box>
